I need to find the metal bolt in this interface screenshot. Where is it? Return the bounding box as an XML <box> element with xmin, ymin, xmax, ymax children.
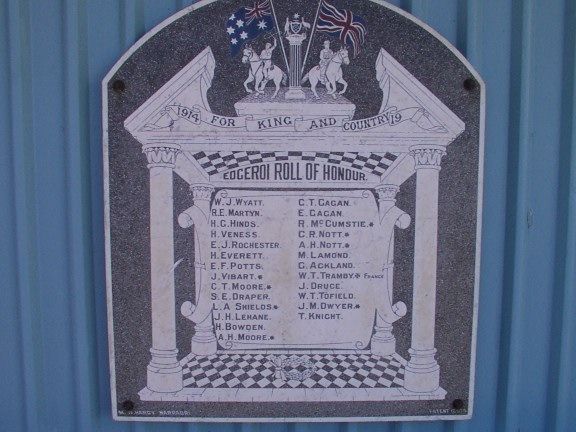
<box><xmin>463</xmin><ymin>78</ymin><xmax>476</xmax><ymax>92</ymax></box>
<box><xmin>121</xmin><ymin>400</ymin><xmax>135</xmax><ymax>411</ymax></box>
<box><xmin>452</xmin><ymin>398</ymin><xmax>465</xmax><ymax>410</ymax></box>
<box><xmin>112</xmin><ymin>79</ymin><xmax>126</xmax><ymax>93</ymax></box>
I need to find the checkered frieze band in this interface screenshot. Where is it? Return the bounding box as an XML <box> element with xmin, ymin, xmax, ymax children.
<box><xmin>181</xmin><ymin>353</ymin><xmax>406</xmax><ymax>389</ymax></box>
<box><xmin>192</xmin><ymin>151</ymin><xmax>399</xmax><ymax>177</ymax></box>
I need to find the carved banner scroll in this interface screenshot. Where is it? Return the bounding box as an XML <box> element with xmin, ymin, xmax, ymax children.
<box><xmin>208</xmin><ymin>190</ymin><xmax>390</xmax><ymax>350</ymax></box>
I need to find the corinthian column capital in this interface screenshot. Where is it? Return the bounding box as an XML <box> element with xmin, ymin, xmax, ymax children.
<box><xmin>375</xmin><ymin>185</ymin><xmax>400</xmax><ymax>203</ymax></box>
<box><xmin>143</xmin><ymin>144</ymin><xmax>181</xmax><ymax>169</ymax></box>
<box><xmin>191</xmin><ymin>184</ymin><xmax>215</xmax><ymax>202</ymax></box>
<box><xmin>410</xmin><ymin>146</ymin><xmax>446</xmax><ymax>170</ymax></box>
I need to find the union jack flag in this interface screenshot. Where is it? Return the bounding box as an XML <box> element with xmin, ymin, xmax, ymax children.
<box><xmin>316</xmin><ymin>0</ymin><xmax>367</xmax><ymax>57</ymax></box>
<box><xmin>245</xmin><ymin>0</ymin><xmax>272</xmax><ymax>25</ymax></box>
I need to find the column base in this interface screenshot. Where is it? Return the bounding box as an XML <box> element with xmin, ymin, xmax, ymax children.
<box><xmin>191</xmin><ymin>335</ymin><xmax>217</xmax><ymax>356</ymax></box>
<box><xmin>370</xmin><ymin>326</ymin><xmax>396</xmax><ymax>356</ymax></box>
<box><xmin>147</xmin><ymin>349</ymin><xmax>183</xmax><ymax>393</ymax></box>
<box><xmin>403</xmin><ymin>348</ymin><xmax>440</xmax><ymax>392</ymax></box>
<box><xmin>285</xmin><ymin>87</ymin><xmax>306</xmax><ymax>100</ymax></box>
<box><xmin>191</xmin><ymin>315</ymin><xmax>218</xmax><ymax>356</ymax></box>
<box><xmin>371</xmin><ymin>337</ymin><xmax>396</xmax><ymax>357</ymax></box>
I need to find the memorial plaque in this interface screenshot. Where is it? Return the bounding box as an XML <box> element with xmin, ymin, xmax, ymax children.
<box><xmin>103</xmin><ymin>0</ymin><xmax>484</xmax><ymax>422</ymax></box>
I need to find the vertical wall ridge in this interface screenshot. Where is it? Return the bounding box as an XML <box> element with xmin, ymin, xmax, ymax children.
<box><xmin>455</xmin><ymin>0</ymin><xmax>468</xmax><ymax>56</ymax></box>
<box><xmin>29</xmin><ymin>0</ymin><xmax>80</xmax><ymax>426</ymax></box>
<box><xmin>464</xmin><ymin>0</ymin><xmax>482</xmax><ymax>66</ymax></box>
<box><xmin>409</xmin><ymin>0</ymin><xmax>458</xmax><ymax>47</ymax></box>
<box><xmin>460</xmin><ymin>2</ymin><xmax>488</xmax><ymax>432</ymax></box>
<box><xmin>7</xmin><ymin>0</ymin><xmax>42</xmax><ymax>430</ymax></box>
<box><xmin>86</xmin><ymin>1</ymin><xmax>123</xmax><ymax>428</ymax></box>
<box><xmin>60</xmin><ymin>0</ymin><xmax>81</xmax><ymax>429</ymax></box>
<box><xmin>63</xmin><ymin>0</ymin><xmax>102</xmax><ymax>430</ymax></box>
<box><xmin>122</xmin><ymin>0</ymin><xmax>146</xmax><ymax>50</ymax></box>
<box><xmin>0</xmin><ymin>1</ymin><xmax>26</xmax><ymax>430</ymax></box>
<box><xmin>143</xmin><ymin>0</ymin><xmax>184</xmax><ymax>32</ymax></box>
<box><xmin>465</xmin><ymin>0</ymin><xmax>514</xmax><ymax>430</ymax></box>
<box><xmin>549</xmin><ymin>0</ymin><xmax>576</xmax><ymax>429</ymax></box>
<box><xmin>497</xmin><ymin>0</ymin><xmax>533</xmax><ymax>429</ymax></box>
<box><xmin>517</xmin><ymin>0</ymin><xmax>565</xmax><ymax>427</ymax></box>
<box><xmin>498</xmin><ymin>0</ymin><xmax>567</xmax><ymax>429</ymax></box>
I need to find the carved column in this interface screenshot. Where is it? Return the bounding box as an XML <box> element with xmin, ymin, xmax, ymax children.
<box><xmin>191</xmin><ymin>184</ymin><xmax>217</xmax><ymax>355</ymax></box>
<box><xmin>376</xmin><ymin>185</ymin><xmax>400</xmax><ymax>214</ymax></box>
<box><xmin>285</xmin><ymin>33</ymin><xmax>307</xmax><ymax>100</ymax></box>
<box><xmin>371</xmin><ymin>185</ymin><xmax>409</xmax><ymax>356</ymax></box>
<box><xmin>179</xmin><ymin>184</ymin><xmax>218</xmax><ymax>356</ymax></box>
<box><xmin>143</xmin><ymin>143</ymin><xmax>183</xmax><ymax>393</ymax></box>
<box><xmin>404</xmin><ymin>146</ymin><xmax>446</xmax><ymax>393</ymax></box>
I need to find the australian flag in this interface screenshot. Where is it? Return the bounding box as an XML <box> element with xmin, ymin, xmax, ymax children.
<box><xmin>317</xmin><ymin>0</ymin><xmax>367</xmax><ymax>57</ymax></box>
<box><xmin>226</xmin><ymin>0</ymin><xmax>275</xmax><ymax>56</ymax></box>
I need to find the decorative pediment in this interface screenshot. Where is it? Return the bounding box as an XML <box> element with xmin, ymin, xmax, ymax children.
<box><xmin>124</xmin><ymin>47</ymin><xmax>216</xmax><ymax>137</ymax></box>
<box><xmin>375</xmin><ymin>48</ymin><xmax>464</xmax><ymax>137</ymax></box>
<box><xmin>124</xmin><ymin>46</ymin><xmax>464</xmax><ymax>150</ymax></box>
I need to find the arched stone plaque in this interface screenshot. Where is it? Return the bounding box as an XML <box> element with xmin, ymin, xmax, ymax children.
<box><xmin>104</xmin><ymin>0</ymin><xmax>484</xmax><ymax>422</ymax></box>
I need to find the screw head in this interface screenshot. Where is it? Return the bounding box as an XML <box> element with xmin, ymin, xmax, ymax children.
<box><xmin>121</xmin><ymin>400</ymin><xmax>135</xmax><ymax>411</ymax></box>
<box><xmin>112</xmin><ymin>79</ymin><xmax>126</xmax><ymax>93</ymax></box>
<box><xmin>452</xmin><ymin>398</ymin><xmax>465</xmax><ymax>410</ymax></box>
<box><xmin>463</xmin><ymin>78</ymin><xmax>477</xmax><ymax>92</ymax></box>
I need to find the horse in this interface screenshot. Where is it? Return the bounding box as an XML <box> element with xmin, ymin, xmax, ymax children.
<box><xmin>302</xmin><ymin>48</ymin><xmax>351</xmax><ymax>99</ymax></box>
<box><xmin>241</xmin><ymin>46</ymin><xmax>287</xmax><ymax>100</ymax></box>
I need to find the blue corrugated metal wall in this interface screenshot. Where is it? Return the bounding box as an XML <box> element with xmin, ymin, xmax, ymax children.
<box><xmin>1</xmin><ymin>0</ymin><xmax>575</xmax><ymax>430</ymax></box>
